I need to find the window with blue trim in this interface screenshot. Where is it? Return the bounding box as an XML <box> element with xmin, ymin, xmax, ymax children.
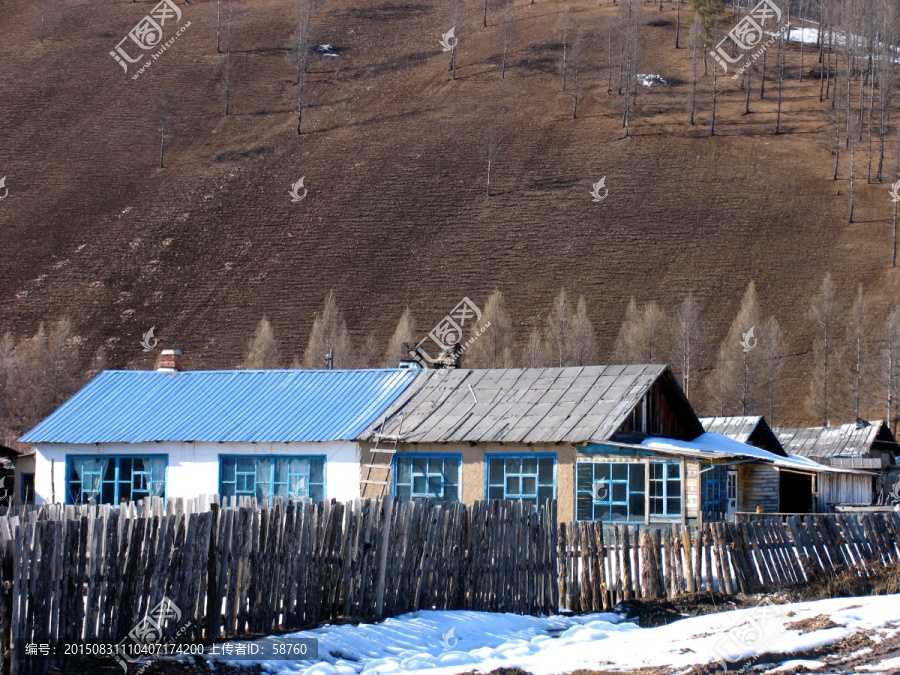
<box><xmin>67</xmin><ymin>456</ymin><xmax>167</xmax><ymax>505</ymax></box>
<box><xmin>576</xmin><ymin>461</ymin><xmax>682</xmax><ymax>521</ymax></box>
<box><xmin>576</xmin><ymin>461</ymin><xmax>645</xmax><ymax>521</ymax></box>
<box><xmin>219</xmin><ymin>456</ymin><xmax>325</xmax><ymax>502</ymax></box>
<box><xmin>394</xmin><ymin>455</ymin><xmax>460</xmax><ymax>502</ymax></box>
<box><xmin>487</xmin><ymin>455</ymin><xmax>555</xmax><ymax>505</ymax></box>
<box><xmin>650</xmin><ymin>462</ymin><xmax>682</xmax><ymax>516</ymax></box>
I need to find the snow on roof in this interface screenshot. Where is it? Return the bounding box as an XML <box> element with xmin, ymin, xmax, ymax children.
<box><xmin>641</xmin><ymin>432</ymin><xmax>868</xmax><ymax>474</ymax></box>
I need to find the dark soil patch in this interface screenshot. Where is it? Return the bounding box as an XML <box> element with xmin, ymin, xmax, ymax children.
<box><xmin>613</xmin><ymin>592</ymin><xmax>756</xmax><ymax>627</ymax></box>
<box><xmin>797</xmin><ymin>561</ymin><xmax>900</xmax><ymax>601</ymax></box>
<box><xmin>785</xmin><ymin>613</ymin><xmax>841</xmax><ymax>634</ymax></box>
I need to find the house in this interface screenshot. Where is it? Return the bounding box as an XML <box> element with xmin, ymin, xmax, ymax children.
<box><xmin>357</xmin><ymin>364</ymin><xmax>765</xmax><ymax>524</ymax></box>
<box><xmin>20</xmin><ymin>351</ymin><xmax>419</xmax><ymax>505</ymax></box>
<box><xmin>775</xmin><ymin>420</ymin><xmax>899</xmax><ymax>510</ymax></box>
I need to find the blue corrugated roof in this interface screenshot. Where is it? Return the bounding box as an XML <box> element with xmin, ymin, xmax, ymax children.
<box><xmin>21</xmin><ymin>369</ymin><xmax>420</xmax><ymax>444</ymax></box>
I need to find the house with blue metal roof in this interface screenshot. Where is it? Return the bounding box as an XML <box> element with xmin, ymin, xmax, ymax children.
<box><xmin>20</xmin><ymin>350</ymin><xmax>420</xmax><ymax>506</ymax></box>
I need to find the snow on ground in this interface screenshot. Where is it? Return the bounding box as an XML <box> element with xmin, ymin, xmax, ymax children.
<box><xmin>207</xmin><ymin>595</ymin><xmax>900</xmax><ymax>675</ymax></box>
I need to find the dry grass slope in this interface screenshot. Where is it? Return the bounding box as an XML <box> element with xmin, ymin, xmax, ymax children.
<box><xmin>1</xmin><ymin>0</ymin><xmax>899</xmax><ymax>424</ymax></box>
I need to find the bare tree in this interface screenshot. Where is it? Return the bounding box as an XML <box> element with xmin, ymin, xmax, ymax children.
<box><xmin>39</xmin><ymin>0</ymin><xmax>46</xmax><ymax>43</ymax></box>
<box><xmin>242</xmin><ymin>317</ymin><xmax>281</xmax><ymax>368</ymax></box>
<box><xmin>383</xmin><ymin>308</ymin><xmax>417</xmax><ymax>367</ymax></box>
<box><xmin>89</xmin><ymin>346</ymin><xmax>107</xmax><ymax>379</ymax></box>
<box><xmin>0</xmin><ymin>333</ymin><xmax>16</xmax><ymax>432</ymax></box>
<box><xmin>614</xmin><ymin>298</ymin><xmax>669</xmax><ymax>364</ymax></box>
<box><xmin>303</xmin><ymin>291</ymin><xmax>353</xmax><ymax>368</ymax></box>
<box><xmin>569</xmin><ymin>296</ymin><xmax>598</xmax><ymax>366</ymax></box>
<box><xmin>671</xmin><ymin>292</ymin><xmax>705</xmax><ymax>398</ymax></box>
<box><xmin>885</xmin><ymin>305</ymin><xmax>900</xmax><ymax>431</ymax></box>
<box><xmin>522</xmin><ymin>327</ymin><xmax>544</xmax><ymax>367</ymax></box>
<box><xmin>570</xmin><ymin>28</ymin><xmax>586</xmax><ymax>119</ymax></box>
<box><xmin>156</xmin><ymin>87</ymin><xmax>175</xmax><ymax>169</ymax></box>
<box><xmin>290</xmin><ymin>0</ymin><xmax>312</xmax><ymax>134</ymax></box>
<box><xmin>705</xmin><ymin>282</ymin><xmax>763</xmax><ymax>416</ymax></box>
<box><xmin>619</xmin><ymin>0</ymin><xmax>641</xmax><ymax>136</ymax></box>
<box><xmin>482</xmin><ymin>129</ymin><xmax>501</xmax><ymax>197</ymax></box>
<box><xmin>215</xmin><ymin>0</ymin><xmax>222</xmax><ymax>53</ymax></box>
<box><xmin>544</xmin><ymin>289</ymin><xmax>573</xmax><ymax>367</ymax></box>
<box><xmin>498</xmin><ymin>0</ymin><xmax>516</xmax><ymax>80</ymax></box>
<box><xmin>760</xmin><ymin>316</ymin><xmax>785</xmax><ymax>424</ymax></box>
<box><xmin>846</xmin><ymin>286</ymin><xmax>875</xmax><ymax>420</ymax></box>
<box><xmin>224</xmin><ymin>0</ymin><xmax>234</xmax><ymax>116</ymax></box>
<box><xmin>688</xmin><ymin>13</ymin><xmax>702</xmax><ymax>125</ymax></box>
<box><xmin>466</xmin><ymin>290</ymin><xmax>514</xmax><ymax>367</ymax></box>
<box><xmin>805</xmin><ymin>273</ymin><xmax>843</xmax><ymax>426</ymax></box>
<box><xmin>560</xmin><ymin>8</ymin><xmax>571</xmax><ymax>92</ymax></box>
<box><xmin>449</xmin><ymin>0</ymin><xmax>462</xmax><ymax>79</ymax></box>
<box><xmin>46</xmin><ymin>319</ymin><xmax>79</xmax><ymax>411</ymax></box>
<box><xmin>775</xmin><ymin>29</ymin><xmax>785</xmax><ymax>134</ymax></box>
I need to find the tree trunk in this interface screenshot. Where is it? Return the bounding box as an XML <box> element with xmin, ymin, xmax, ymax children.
<box><xmin>562</xmin><ymin>27</ymin><xmax>568</xmax><ymax>91</ymax></box>
<box><xmin>710</xmin><ymin>66</ymin><xmax>717</xmax><ymax>136</ymax></box>
<box><xmin>159</xmin><ymin>122</ymin><xmax>166</xmax><ymax>168</ymax></box>
<box><xmin>486</xmin><ymin>157</ymin><xmax>492</xmax><ymax>197</ymax></box>
<box><xmin>216</xmin><ymin>0</ymin><xmax>221</xmax><ymax>53</ymax></box>
<box><xmin>744</xmin><ymin>65</ymin><xmax>751</xmax><ymax>115</ymax></box>
<box><xmin>775</xmin><ymin>36</ymin><xmax>784</xmax><ymax>134</ymax></box>
<box><xmin>759</xmin><ymin>45</ymin><xmax>766</xmax><ymax>99</ymax></box>
<box><xmin>675</xmin><ymin>0</ymin><xmax>680</xmax><ymax>48</ymax></box>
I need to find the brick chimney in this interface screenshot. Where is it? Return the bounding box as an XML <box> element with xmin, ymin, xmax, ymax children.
<box><xmin>156</xmin><ymin>349</ymin><xmax>184</xmax><ymax>372</ymax></box>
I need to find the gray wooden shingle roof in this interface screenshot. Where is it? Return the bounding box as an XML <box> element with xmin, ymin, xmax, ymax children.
<box><xmin>775</xmin><ymin>421</ymin><xmax>890</xmax><ymax>459</ymax></box>
<box><xmin>700</xmin><ymin>415</ymin><xmax>786</xmax><ymax>456</ymax></box>
<box><xmin>699</xmin><ymin>416</ymin><xmax>764</xmax><ymax>444</ymax></box>
<box><xmin>359</xmin><ymin>364</ymin><xmax>699</xmax><ymax>444</ymax></box>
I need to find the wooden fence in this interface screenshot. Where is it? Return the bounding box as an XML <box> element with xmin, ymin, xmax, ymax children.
<box><xmin>559</xmin><ymin>513</ymin><xmax>900</xmax><ymax>613</ymax></box>
<box><xmin>0</xmin><ymin>497</ymin><xmax>557</xmax><ymax>675</ymax></box>
<box><xmin>1</xmin><ymin>500</ymin><xmax>898</xmax><ymax>674</ymax></box>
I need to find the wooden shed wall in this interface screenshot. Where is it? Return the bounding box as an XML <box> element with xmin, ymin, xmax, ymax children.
<box><xmin>817</xmin><ymin>473</ymin><xmax>873</xmax><ymax>511</ymax></box>
<box><xmin>737</xmin><ymin>463</ymin><xmax>779</xmax><ymax>513</ymax></box>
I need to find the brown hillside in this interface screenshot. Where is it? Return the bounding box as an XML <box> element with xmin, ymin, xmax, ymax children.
<box><xmin>1</xmin><ymin>0</ymin><xmax>899</xmax><ymax>425</ymax></box>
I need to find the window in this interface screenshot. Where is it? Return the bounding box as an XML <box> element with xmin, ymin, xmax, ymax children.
<box><xmin>576</xmin><ymin>461</ymin><xmax>645</xmax><ymax>521</ymax></box>
<box><xmin>486</xmin><ymin>455</ymin><xmax>556</xmax><ymax>505</ymax></box>
<box><xmin>576</xmin><ymin>461</ymin><xmax>682</xmax><ymax>521</ymax></box>
<box><xmin>650</xmin><ymin>462</ymin><xmax>682</xmax><ymax>516</ymax></box>
<box><xmin>21</xmin><ymin>474</ymin><xmax>34</xmax><ymax>504</ymax></box>
<box><xmin>394</xmin><ymin>455</ymin><xmax>461</xmax><ymax>503</ymax></box>
<box><xmin>219</xmin><ymin>456</ymin><xmax>325</xmax><ymax>503</ymax></box>
<box><xmin>702</xmin><ymin>464</ymin><xmax>728</xmax><ymax>520</ymax></box>
<box><xmin>67</xmin><ymin>456</ymin><xmax>167</xmax><ymax>505</ymax></box>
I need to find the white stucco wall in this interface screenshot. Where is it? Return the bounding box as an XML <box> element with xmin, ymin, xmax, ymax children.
<box><xmin>33</xmin><ymin>440</ymin><xmax>361</xmax><ymax>504</ymax></box>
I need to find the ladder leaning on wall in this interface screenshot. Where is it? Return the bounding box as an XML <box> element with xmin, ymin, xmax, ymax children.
<box><xmin>361</xmin><ymin>416</ymin><xmax>403</xmax><ymax>498</ymax></box>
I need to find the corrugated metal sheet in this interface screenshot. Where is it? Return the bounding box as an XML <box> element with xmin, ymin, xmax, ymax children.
<box><xmin>358</xmin><ymin>365</ymin><xmax>682</xmax><ymax>444</ymax></box>
<box><xmin>21</xmin><ymin>369</ymin><xmax>420</xmax><ymax>444</ymax></box>
<box><xmin>775</xmin><ymin>422</ymin><xmax>883</xmax><ymax>459</ymax></box>
<box><xmin>699</xmin><ymin>416</ymin><xmax>763</xmax><ymax>444</ymax></box>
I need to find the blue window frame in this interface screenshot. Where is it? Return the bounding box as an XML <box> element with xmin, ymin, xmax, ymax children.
<box><xmin>394</xmin><ymin>454</ymin><xmax>461</xmax><ymax>503</ymax></box>
<box><xmin>219</xmin><ymin>456</ymin><xmax>325</xmax><ymax>503</ymax></box>
<box><xmin>486</xmin><ymin>454</ymin><xmax>556</xmax><ymax>505</ymax></box>
<box><xmin>649</xmin><ymin>462</ymin><xmax>682</xmax><ymax>516</ymax></box>
<box><xmin>66</xmin><ymin>456</ymin><xmax>167</xmax><ymax>505</ymax></box>
<box><xmin>702</xmin><ymin>464</ymin><xmax>728</xmax><ymax>520</ymax></box>
<box><xmin>576</xmin><ymin>461</ymin><xmax>682</xmax><ymax>521</ymax></box>
<box><xmin>576</xmin><ymin>461</ymin><xmax>645</xmax><ymax>521</ymax></box>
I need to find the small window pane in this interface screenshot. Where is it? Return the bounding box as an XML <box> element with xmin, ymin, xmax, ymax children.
<box><xmin>538</xmin><ymin>458</ymin><xmax>554</xmax><ymax>484</ymax></box>
<box><xmin>612</xmin><ymin>483</ymin><xmax>626</xmax><ymax>502</ymax></box>
<box><xmin>612</xmin><ymin>464</ymin><xmax>628</xmax><ymax>480</ymax></box>
<box><xmin>506</xmin><ymin>476</ymin><xmax>520</xmax><ymax>495</ymax></box>
<box><xmin>413</xmin><ymin>457</ymin><xmax>427</xmax><ymax>474</ymax></box>
<box><xmin>537</xmin><ymin>486</ymin><xmax>554</xmax><ymax>504</ymax></box>
<box><xmin>667</xmin><ymin>497</ymin><xmax>681</xmax><ymax>514</ymax></box>
<box><xmin>667</xmin><ymin>464</ymin><xmax>680</xmax><ymax>479</ymax></box>
<box><xmin>522</xmin><ymin>476</ymin><xmax>537</xmax><ymax>495</ymax></box>
<box><xmin>577</xmin><ymin>463</ymin><xmax>593</xmax><ymax>490</ymax></box>
<box><xmin>508</xmin><ymin>457</ymin><xmax>521</xmax><ymax>474</ymax></box>
<box><xmin>397</xmin><ymin>485</ymin><xmax>411</xmax><ymax>500</ymax></box>
<box><xmin>428</xmin><ymin>458</ymin><xmax>442</xmax><ymax>473</ymax></box>
<box><xmin>396</xmin><ymin>457</ymin><xmax>411</xmax><ymax>483</ymax></box>
<box><xmin>629</xmin><ymin>464</ymin><xmax>645</xmax><ymax>490</ymax></box>
<box><xmin>489</xmin><ymin>459</ymin><xmax>504</xmax><ymax>485</ymax></box>
<box><xmin>222</xmin><ymin>459</ymin><xmax>235</xmax><ymax>482</ymax></box>
<box><xmin>489</xmin><ymin>486</ymin><xmax>504</xmax><ymax>499</ymax></box>
<box><xmin>444</xmin><ymin>459</ymin><xmax>459</xmax><ymax>485</ymax></box>
<box><xmin>594</xmin><ymin>503</ymin><xmax>609</xmax><ymax>521</ymax></box>
<box><xmin>611</xmin><ymin>504</ymin><xmax>627</xmax><ymax>521</ymax></box>
<box><xmin>595</xmin><ymin>463</ymin><xmax>610</xmax><ymax>481</ymax></box>
<box><xmin>413</xmin><ymin>476</ymin><xmax>427</xmax><ymax>494</ymax></box>
<box><xmin>428</xmin><ymin>476</ymin><xmax>442</xmax><ymax>495</ymax></box>
<box><xmin>630</xmin><ymin>493</ymin><xmax>645</xmax><ymax>517</ymax></box>
<box><xmin>651</xmin><ymin>463</ymin><xmax>663</xmax><ymax>479</ymax></box>
<box><xmin>310</xmin><ymin>459</ymin><xmax>324</xmax><ymax>483</ymax></box>
<box><xmin>444</xmin><ymin>485</ymin><xmax>459</xmax><ymax>502</ymax></box>
<box><xmin>522</xmin><ymin>457</ymin><xmax>537</xmax><ymax>474</ymax></box>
